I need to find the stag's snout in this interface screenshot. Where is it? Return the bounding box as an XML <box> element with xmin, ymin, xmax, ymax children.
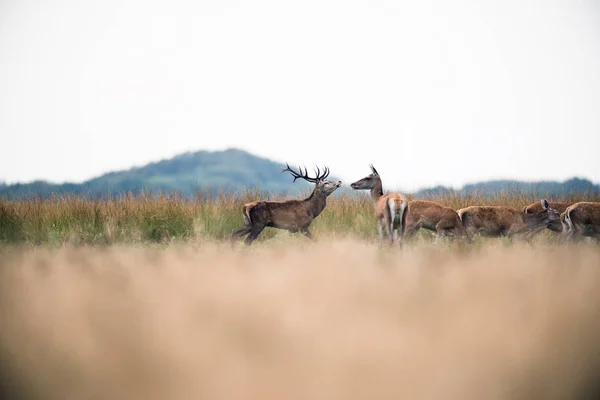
<box><xmin>334</xmin><ymin>180</ymin><xmax>342</xmax><ymax>187</ymax></box>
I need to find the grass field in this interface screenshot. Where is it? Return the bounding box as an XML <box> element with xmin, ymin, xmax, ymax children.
<box><xmin>1</xmin><ymin>190</ymin><xmax>598</xmax><ymax>245</ymax></box>
<box><xmin>1</xmin><ymin>191</ymin><xmax>600</xmax><ymax>399</ymax></box>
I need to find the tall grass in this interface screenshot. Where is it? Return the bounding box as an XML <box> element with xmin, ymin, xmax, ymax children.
<box><xmin>1</xmin><ymin>242</ymin><xmax>600</xmax><ymax>399</ymax></box>
<box><xmin>0</xmin><ymin>189</ymin><xmax>598</xmax><ymax>245</ymax></box>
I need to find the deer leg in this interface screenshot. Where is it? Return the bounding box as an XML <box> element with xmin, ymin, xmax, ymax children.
<box><xmin>244</xmin><ymin>225</ymin><xmax>266</xmax><ymax>246</ymax></box>
<box><xmin>509</xmin><ymin>228</ymin><xmax>535</xmax><ymax>246</ymax></box>
<box><xmin>404</xmin><ymin>222</ymin><xmax>422</xmax><ymax>241</ymax></box>
<box><xmin>563</xmin><ymin>223</ymin><xmax>578</xmax><ymax>243</ymax></box>
<box><xmin>570</xmin><ymin>229</ymin><xmax>583</xmax><ymax>243</ymax></box>
<box><xmin>435</xmin><ymin>221</ymin><xmax>453</xmax><ymax>244</ymax></box>
<box><xmin>434</xmin><ymin>230</ymin><xmax>443</xmax><ymax>245</ymax></box>
<box><xmin>460</xmin><ymin>226</ymin><xmax>472</xmax><ymax>244</ymax></box>
<box><xmin>521</xmin><ymin>231</ymin><xmax>536</xmax><ymax>248</ymax></box>
<box><xmin>392</xmin><ymin>228</ymin><xmax>399</xmax><ymax>245</ymax></box>
<box><xmin>231</xmin><ymin>226</ymin><xmax>252</xmax><ymax>245</ymax></box>
<box><xmin>303</xmin><ymin>229</ymin><xmax>314</xmax><ymax>240</ymax></box>
<box><xmin>377</xmin><ymin>221</ymin><xmax>384</xmax><ymax>247</ymax></box>
<box><xmin>385</xmin><ymin>220</ymin><xmax>394</xmax><ymax>246</ymax></box>
<box><xmin>558</xmin><ymin>229</ymin><xmax>570</xmax><ymax>244</ymax></box>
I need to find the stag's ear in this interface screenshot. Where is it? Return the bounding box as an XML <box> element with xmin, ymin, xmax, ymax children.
<box><xmin>541</xmin><ymin>199</ymin><xmax>550</xmax><ymax>210</ymax></box>
<box><xmin>369</xmin><ymin>164</ymin><xmax>379</xmax><ymax>176</ymax></box>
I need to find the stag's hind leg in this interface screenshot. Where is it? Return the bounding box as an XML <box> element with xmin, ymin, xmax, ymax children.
<box><xmin>244</xmin><ymin>225</ymin><xmax>266</xmax><ymax>246</ymax></box>
<box><xmin>231</xmin><ymin>226</ymin><xmax>252</xmax><ymax>245</ymax></box>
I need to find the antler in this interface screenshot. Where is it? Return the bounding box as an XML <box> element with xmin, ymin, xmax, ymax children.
<box><xmin>282</xmin><ymin>163</ymin><xmax>329</xmax><ymax>183</ymax></box>
<box><xmin>314</xmin><ymin>166</ymin><xmax>329</xmax><ymax>181</ymax></box>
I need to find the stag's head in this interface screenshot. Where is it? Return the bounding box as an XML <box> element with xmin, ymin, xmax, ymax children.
<box><xmin>350</xmin><ymin>164</ymin><xmax>382</xmax><ymax>190</ymax></box>
<box><xmin>282</xmin><ymin>163</ymin><xmax>341</xmax><ymax>197</ymax></box>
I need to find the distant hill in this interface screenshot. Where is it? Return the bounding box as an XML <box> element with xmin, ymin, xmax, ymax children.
<box><xmin>414</xmin><ymin>177</ymin><xmax>600</xmax><ymax>198</ymax></box>
<box><xmin>0</xmin><ymin>148</ymin><xmax>315</xmax><ymax>199</ymax></box>
<box><xmin>0</xmin><ymin>148</ymin><xmax>598</xmax><ymax>199</ymax></box>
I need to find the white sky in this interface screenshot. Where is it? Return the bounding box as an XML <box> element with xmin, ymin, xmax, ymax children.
<box><xmin>1</xmin><ymin>0</ymin><xmax>599</xmax><ymax>191</ymax></box>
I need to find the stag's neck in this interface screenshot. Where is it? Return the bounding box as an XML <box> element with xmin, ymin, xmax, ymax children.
<box><xmin>370</xmin><ymin>181</ymin><xmax>384</xmax><ymax>205</ymax></box>
<box><xmin>305</xmin><ymin>189</ymin><xmax>328</xmax><ymax>218</ymax></box>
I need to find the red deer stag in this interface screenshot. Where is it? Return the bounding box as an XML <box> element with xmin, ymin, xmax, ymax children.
<box><xmin>350</xmin><ymin>165</ymin><xmax>408</xmax><ymax>247</ymax></box>
<box><xmin>562</xmin><ymin>202</ymin><xmax>600</xmax><ymax>242</ymax></box>
<box><xmin>457</xmin><ymin>199</ymin><xmax>560</xmax><ymax>242</ymax></box>
<box><xmin>523</xmin><ymin>201</ymin><xmax>572</xmax><ymax>233</ymax></box>
<box><xmin>404</xmin><ymin>200</ymin><xmax>470</xmax><ymax>242</ymax></box>
<box><xmin>231</xmin><ymin>164</ymin><xmax>341</xmax><ymax>246</ymax></box>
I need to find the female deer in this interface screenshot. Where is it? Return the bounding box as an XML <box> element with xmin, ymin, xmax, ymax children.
<box><xmin>350</xmin><ymin>165</ymin><xmax>409</xmax><ymax>247</ymax></box>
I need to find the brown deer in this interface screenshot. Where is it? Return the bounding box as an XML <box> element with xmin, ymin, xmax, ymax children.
<box><xmin>457</xmin><ymin>199</ymin><xmax>560</xmax><ymax>241</ymax></box>
<box><xmin>404</xmin><ymin>200</ymin><xmax>470</xmax><ymax>242</ymax></box>
<box><xmin>350</xmin><ymin>165</ymin><xmax>408</xmax><ymax>247</ymax></box>
<box><xmin>523</xmin><ymin>201</ymin><xmax>572</xmax><ymax>233</ymax></box>
<box><xmin>562</xmin><ymin>202</ymin><xmax>600</xmax><ymax>242</ymax></box>
<box><xmin>231</xmin><ymin>164</ymin><xmax>341</xmax><ymax>246</ymax></box>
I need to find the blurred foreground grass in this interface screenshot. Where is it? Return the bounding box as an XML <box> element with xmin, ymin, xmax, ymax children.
<box><xmin>1</xmin><ymin>241</ymin><xmax>600</xmax><ymax>399</ymax></box>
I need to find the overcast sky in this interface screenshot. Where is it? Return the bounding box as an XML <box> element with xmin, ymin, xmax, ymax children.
<box><xmin>1</xmin><ymin>0</ymin><xmax>599</xmax><ymax>191</ymax></box>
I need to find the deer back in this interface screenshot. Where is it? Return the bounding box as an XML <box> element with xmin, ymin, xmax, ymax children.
<box><xmin>566</xmin><ymin>202</ymin><xmax>600</xmax><ymax>227</ymax></box>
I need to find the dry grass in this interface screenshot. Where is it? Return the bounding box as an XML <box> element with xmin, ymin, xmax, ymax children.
<box><xmin>1</xmin><ymin>241</ymin><xmax>600</xmax><ymax>400</ymax></box>
<box><xmin>1</xmin><ymin>190</ymin><xmax>598</xmax><ymax>245</ymax></box>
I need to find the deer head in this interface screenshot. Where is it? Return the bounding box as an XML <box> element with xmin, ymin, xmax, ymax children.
<box><xmin>350</xmin><ymin>164</ymin><xmax>382</xmax><ymax>190</ymax></box>
<box><xmin>526</xmin><ymin>199</ymin><xmax>560</xmax><ymax>226</ymax></box>
<box><xmin>282</xmin><ymin>163</ymin><xmax>341</xmax><ymax>196</ymax></box>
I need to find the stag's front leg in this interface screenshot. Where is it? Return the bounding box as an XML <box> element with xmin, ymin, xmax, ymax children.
<box><xmin>303</xmin><ymin>228</ymin><xmax>314</xmax><ymax>240</ymax></box>
<box><xmin>244</xmin><ymin>225</ymin><xmax>265</xmax><ymax>246</ymax></box>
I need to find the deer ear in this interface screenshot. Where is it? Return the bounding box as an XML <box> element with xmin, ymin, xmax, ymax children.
<box><xmin>541</xmin><ymin>199</ymin><xmax>550</xmax><ymax>210</ymax></box>
<box><xmin>369</xmin><ymin>164</ymin><xmax>379</xmax><ymax>175</ymax></box>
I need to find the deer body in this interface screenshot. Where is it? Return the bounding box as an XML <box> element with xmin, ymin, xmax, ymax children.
<box><xmin>405</xmin><ymin>200</ymin><xmax>470</xmax><ymax>241</ymax></box>
<box><xmin>351</xmin><ymin>165</ymin><xmax>408</xmax><ymax>247</ymax></box>
<box><xmin>457</xmin><ymin>199</ymin><xmax>560</xmax><ymax>241</ymax></box>
<box><xmin>562</xmin><ymin>202</ymin><xmax>600</xmax><ymax>242</ymax></box>
<box><xmin>523</xmin><ymin>201</ymin><xmax>572</xmax><ymax>233</ymax></box>
<box><xmin>231</xmin><ymin>164</ymin><xmax>341</xmax><ymax>246</ymax></box>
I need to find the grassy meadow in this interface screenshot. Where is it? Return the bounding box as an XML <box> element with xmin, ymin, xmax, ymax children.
<box><xmin>1</xmin><ymin>190</ymin><xmax>600</xmax><ymax>400</ymax></box>
<box><xmin>1</xmin><ymin>189</ymin><xmax>598</xmax><ymax>245</ymax></box>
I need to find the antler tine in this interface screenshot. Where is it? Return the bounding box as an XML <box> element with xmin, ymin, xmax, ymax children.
<box><xmin>302</xmin><ymin>165</ymin><xmax>319</xmax><ymax>183</ymax></box>
<box><xmin>282</xmin><ymin>162</ymin><xmax>321</xmax><ymax>183</ymax></box>
<box><xmin>297</xmin><ymin>165</ymin><xmax>307</xmax><ymax>182</ymax></box>
<box><xmin>282</xmin><ymin>162</ymin><xmax>302</xmax><ymax>182</ymax></box>
<box><xmin>314</xmin><ymin>165</ymin><xmax>329</xmax><ymax>181</ymax></box>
